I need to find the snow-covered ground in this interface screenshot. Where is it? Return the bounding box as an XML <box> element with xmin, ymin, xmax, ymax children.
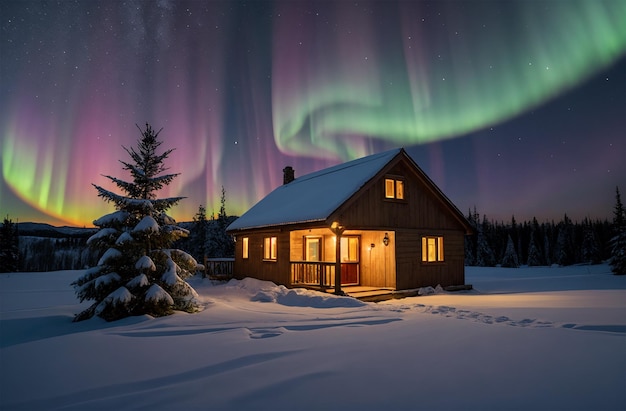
<box><xmin>1</xmin><ymin>265</ymin><xmax>625</xmax><ymax>410</ymax></box>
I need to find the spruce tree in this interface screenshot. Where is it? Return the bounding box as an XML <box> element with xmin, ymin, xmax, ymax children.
<box><xmin>190</xmin><ymin>204</ymin><xmax>209</xmax><ymax>263</ymax></box>
<box><xmin>0</xmin><ymin>216</ymin><xmax>19</xmax><ymax>272</ymax></box>
<box><xmin>476</xmin><ymin>215</ymin><xmax>496</xmax><ymax>267</ymax></box>
<box><xmin>501</xmin><ymin>234</ymin><xmax>520</xmax><ymax>268</ymax></box>
<box><xmin>205</xmin><ymin>186</ymin><xmax>235</xmax><ymax>258</ymax></box>
<box><xmin>526</xmin><ymin>218</ymin><xmax>543</xmax><ymax>266</ymax></box>
<box><xmin>609</xmin><ymin>187</ymin><xmax>626</xmax><ymax>274</ymax></box>
<box><xmin>581</xmin><ymin>218</ymin><xmax>601</xmax><ymax>264</ymax></box>
<box><xmin>72</xmin><ymin>124</ymin><xmax>201</xmax><ymax>321</ymax></box>
<box><xmin>556</xmin><ymin>214</ymin><xmax>575</xmax><ymax>266</ymax></box>
<box><xmin>526</xmin><ymin>234</ymin><xmax>542</xmax><ymax>266</ymax></box>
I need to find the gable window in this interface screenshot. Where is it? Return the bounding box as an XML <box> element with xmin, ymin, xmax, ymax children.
<box><xmin>242</xmin><ymin>237</ymin><xmax>249</xmax><ymax>259</ymax></box>
<box><xmin>385</xmin><ymin>177</ymin><xmax>404</xmax><ymax>200</ymax></box>
<box><xmin>422</xmin><ymin>236</ymin><xmax>444</xmax><ymax>262</ymax></box>
<box><xmin>264</xmin><ymin>237</ymin><xmax>277</xmax><ymax>261</ymax></box>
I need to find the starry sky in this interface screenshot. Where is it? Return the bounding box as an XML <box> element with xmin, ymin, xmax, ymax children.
<box><xmin>1</xmin><ymin>0</ymin><xmax>625</xmax><ymax>227</ymax></box>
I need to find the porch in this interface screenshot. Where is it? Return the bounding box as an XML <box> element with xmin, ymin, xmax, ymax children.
<box><xmin>290</xmin><ymin>261</ymin><xmax>404</xmax><ymax>301</ymax></box>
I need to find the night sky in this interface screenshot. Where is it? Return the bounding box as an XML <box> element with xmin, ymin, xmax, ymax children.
<box><xmin>1</xmin><ymin>0</ymin><xmax>625</xmax><ymax>227</ymax></box>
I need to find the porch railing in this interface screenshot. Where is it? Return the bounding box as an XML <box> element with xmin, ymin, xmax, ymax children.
<box><xmin>204</xmin><ymin>257</ymin><xmax>235</xmax><ymax>279</ymax></box>
<box><xmin>290</xmin><ymin>261</ymin><xmax>336</xmax><ymax>288</ymax></box>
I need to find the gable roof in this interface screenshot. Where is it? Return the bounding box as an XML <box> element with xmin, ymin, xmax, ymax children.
<box><xmin>227</xmin><ymin>148</ymin><xmax>403</xmax><ymax>232</ymax></box>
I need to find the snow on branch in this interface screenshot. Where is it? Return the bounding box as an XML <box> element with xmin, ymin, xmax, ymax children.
<box><xmin>115</xmin><ymin>231</ymin><xmax>134</xmax><ymax>245</ymax></box>
<box><xmin>133</xmin><ymin>215</ymin><xmax>159</xmax><ymax>234</ymax></box>
<box><xmin>135</xmin><ymin>255</ymin><xmax>156</xmax><ymax>271</ymax></box>
<box><xmin>126</xmin><ymin>274</ymin><xmax>149</xmax><ymax>288</ymax></box>
<box><xmin>161</xmin><ymin>258</ymin><xmax>180</xmax><ymax>286</ymax></box>
<box><xmin>98</xmin><ymin>248</ymin><xmax>122</xmax><ymax>266</ymax></box>
<box><xmin>145</xmin><ymin>284</ymin><xmax>174</xmax><ymax>305</ymax></box>
<box><xmin>87</xmin><ymin>228</ymin><xmax>118</xmax><ymax>245</ymax></box>
<box><xmin>95</xmin><ymin>287</ymin><xmax>134</xmax><ymax>315</ymax></box>
<box><xmin>95</xmin><ymin>272</ymin><xmax>121</xmax><ymax>289</ymax></box>
<box><xmin>93</xmin><ymin>211</ymin><xmax>130</xmax><ymax>227</ymax></box>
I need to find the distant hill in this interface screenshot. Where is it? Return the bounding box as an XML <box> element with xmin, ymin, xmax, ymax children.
<box><xmin>17</xmin><ymin>222</ymin><xmax>97</xmax><ymax>238</ymax></box>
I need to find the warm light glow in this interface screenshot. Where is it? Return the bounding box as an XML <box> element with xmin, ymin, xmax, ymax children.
<box><xmin>263</xmin><ymin>237</ymin><xmax>277</xmax><ymax>260</ymax></box>
<box><xmin>242</xmin><ymin>237</ymin><xmax>249</xmax><ymax>259</ymax></box>
<box><xmin>396</xmin><ymin>181</ymin><xmax>404</xmax><ymax>200</ymax></box>
<box><xmin>341</xmin><ymin>237</ymin><xmax>359</xmax><ymax>262</ymax></box>
<box><xmin>385</xmin><ymin>178</ymin><xmax>404</xmax><ymax>200</ymax></box>
<box><xmin>422</xmin><ymin>236</ymin><xmax>444</xmax><ymax>262</ymax></box>
<box><xmin>385</xmin><ymin>179</ymin><xmax>395</xmax><ymax>199</ymax></box>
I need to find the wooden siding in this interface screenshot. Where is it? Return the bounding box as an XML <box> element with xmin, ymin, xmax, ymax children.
<box><xmin>358</xmin><ymin>231</ymin><xmax>396</xmax><ymax>288</ymax></box>
<box><xmin>332</xmin><ymin>158</ymin><xmax>467</xmax><ymax>232</ymax></box>
<box><xmin>395</xmin><ymin>229</ymin><xmax>465</xmax><ymax>289</ymax></box>
<box><xmin>233</xmin><ymin>230</ymin><xmax>290</xmax><ymax>286</ymax></box>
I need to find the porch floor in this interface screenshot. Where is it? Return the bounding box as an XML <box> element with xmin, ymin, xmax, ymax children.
<box><xmin>322</xmin><ymin>286</ymin><xmax>417</xmax><ymax>302</ymax></box>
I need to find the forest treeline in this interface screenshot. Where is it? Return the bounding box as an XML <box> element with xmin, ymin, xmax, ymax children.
<box><xmin>465</xmin><ymin>209</ymin><xmax>612</xmax><ymax>267</ymax></box>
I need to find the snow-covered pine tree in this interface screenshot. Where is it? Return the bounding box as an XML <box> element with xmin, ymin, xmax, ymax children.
<box><xmin>190</xmin><ymin>204</ymin><xmax>209</xmax><ymax>263</ymax></box>
<box><xmin>556</xmin><ymin>214</ymin><xmax>575</xmax><ymax>266</ymax></box>
<box><xmin>526</xmin><ymin>233</ymin><xmax>542</xmax><ymax>266</ymax></box>
<box><xmin>476</xmin><ymin>215</ymin><xmax>496</xmax><ymax>267</ymax></box>
<box><xmin>501</xmin><ymin>234</ymin><xmax>519</xmax><ymax>268</ymax></box>
<box><xmin>609</xmin><ymin>187</ymin><xmax>626</xmax><ymax>275</ymax></box>
<box><xmin>72</xmin><ymin>123</ymin><xmax>201</xmax><ymax>321</ymax></box>
<box><xmin>581</xmin><ymin>218</ymin><xmax>601</xmax><ymax>264</ymax></box>
<box><xmin>526</xmin><ymin>218</ymin><xmax>543</xmax><ymax>266</ymax></box>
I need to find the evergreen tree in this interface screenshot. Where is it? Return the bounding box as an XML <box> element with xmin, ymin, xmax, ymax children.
<box><xmin>476</xmin><ymin>215</ymin><xmax>496</xmax><ymax>267</ymax></box>
<box><xmin>526</xmin><ymin>218</ymin><xmax>543</xmax><ymax>266</ymax></box>
<box><xmin>72</xmin><ymin>124</ymin><xmax>201</xmax><ymax>321</ymax></box>
<box><xmin>501</xmin><ymin>234</ymin><xmax>519</xmax><ymax>268</ymax></box>
<box><xmin>543</xmin><ymin>221</ymin><xmax>555</xmax><ymax>265</ymax></box>
<box><xmin>609</xmin><ymin>187</ymin><xmax>626</xmax><ymax>275</ymax></box>
<box><xmin>464</xmin><ymin>208</ymin><xmax>478</xmax><ymax>266</ymax></box>
<box><xmin>0</xmin><ymin>216</ymin><xmax>19</xmax><ymax>272</ymax></box>
<box><xmin>581</xmin><ymin>218</ymin><xmax>601</xmax><ymax>264</ymax></box>
<box><xmin>556</xmin><ymin>214</ymin><xmax>575</xmax><ymax>266</ymax></box>
<box><xmin>189</xmin><ymin>204</ymin><xmax>209</xmax><ymax>263</ymax></box>
<box><xmin>205</xmin><ymin>186</ymin><xmax>235</xmax><ymax>258</ymax></box>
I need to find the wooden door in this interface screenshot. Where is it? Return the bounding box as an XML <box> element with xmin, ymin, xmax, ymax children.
<box><xmin>340</xmin><ymin>236</ymin><xmax>359</xmax><ymax>285</ymax></box>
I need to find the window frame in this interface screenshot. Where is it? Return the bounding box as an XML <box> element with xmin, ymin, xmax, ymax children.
<box><xmin>384</xmin><ymin>176</ymin><xmax>406</xmax><ymax>201</ymax></box>
<box><xmin>242</xmin><ymin>237</ymin><xmax>249</xmax><ymax>259</ymax></box>
<box><xmin>421</xmin><ymin>236</ymin><xmax>444</xmax><ymax>263</ymax></box>
<box><xmin>263</xmin><ymin>236</ymin><xmax>277</xmax><ymax>261</ymax></box>
<box><xmin>304</xmin><ymin>236</ymin><xmax>322</xmax><ymax>262</ymax></box>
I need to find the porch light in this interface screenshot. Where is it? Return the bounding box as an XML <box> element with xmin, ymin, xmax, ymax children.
<box><xmin>383</xmin><ymin>232</ymin><xmax>389</xmax><ymax>246</ymax></box>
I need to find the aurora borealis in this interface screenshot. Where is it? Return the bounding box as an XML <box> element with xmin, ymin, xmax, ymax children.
<box><xmin>1</xmin><ymin>1</ymin><xmax>625</xmax><ymax>226</ymax></box>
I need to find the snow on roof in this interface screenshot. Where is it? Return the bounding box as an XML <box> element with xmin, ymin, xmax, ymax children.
<box><xmin>227</xmin><ymin>148</ymin><xmax>402</xmax><ymax>231</ymax></box>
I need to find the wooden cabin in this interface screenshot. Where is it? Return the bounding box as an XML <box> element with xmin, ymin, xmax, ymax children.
<box><xmin>226</xmin><ymin>148</ymin><xmax>472</xmax><ymax>295</ymax></box>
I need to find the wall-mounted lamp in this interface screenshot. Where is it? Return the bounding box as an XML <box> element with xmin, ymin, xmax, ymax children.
<box><xmin>383</xmin><ymin>232</ymin><xmax>389</xmax><ymax>246</ymax></box>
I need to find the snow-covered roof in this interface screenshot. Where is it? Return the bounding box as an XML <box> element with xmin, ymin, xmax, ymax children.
<box><xmin>227</xmin><ymin>148</ymin><xmax>402</xmax><ymax>232</ymax></box>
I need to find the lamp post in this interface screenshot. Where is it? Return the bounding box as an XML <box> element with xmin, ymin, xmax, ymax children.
<box><xmin>330</xmin><ymin>221</ymin><xmax>346</xmax><ymax>295</ymax></box>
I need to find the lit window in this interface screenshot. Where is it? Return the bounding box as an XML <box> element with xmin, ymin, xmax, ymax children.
<box><xmin>305</xmin><ymin>237</ymin><xmax>321</xmax><ymax>261</ymax></box>
<box><xmin>385</xmin><ymin>178</ymin><xmax>405</xmax><ymax>200</ymax></box>
<box><xmin>242</xmin><ymin>237</ymin><xmax>249</xmax><ymax>259</ymax></box>
<box><xmin>341</xmin><ymin>237</ymin><xmax>359</xmax><ymax>262</ymax></box>
<box><xmin>264</xmin><ymin>237</ymin><xmax>277</xmax><ymax>260</ymax></box>
<box><xmin>422</xmin><ymin>236</ymin><xmax>444</xmax><ymax>262</ymax></box>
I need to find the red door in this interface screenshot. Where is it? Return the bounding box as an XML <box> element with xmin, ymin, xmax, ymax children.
<box><xmin>341</xmin><ymin>263</ymin><xmax>359</xmax><ymax>284</ymax></box>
